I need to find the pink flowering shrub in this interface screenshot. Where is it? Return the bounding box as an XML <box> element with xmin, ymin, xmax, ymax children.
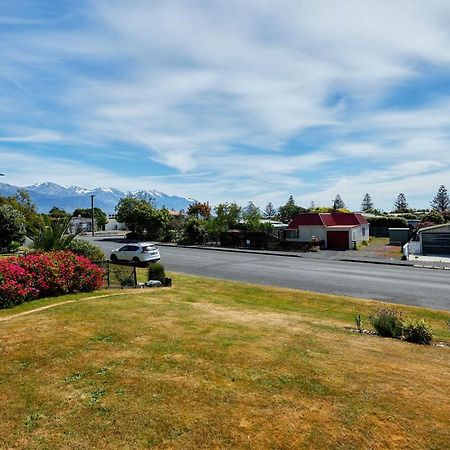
<box><xmin>0</xmin><ymin>251</ymin><xmax>104</xmax><ymax>308</ymax></box>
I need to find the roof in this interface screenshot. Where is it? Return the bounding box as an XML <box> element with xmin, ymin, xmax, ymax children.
<box><xmin>287</xmin><ymin>212</ymin><xmax>369</xmax><ymax>229</ymax></box>
<box><xmin>418</xmin><ymin>223</ymin><xmax>450</xmax><ymax>233</ymax></box>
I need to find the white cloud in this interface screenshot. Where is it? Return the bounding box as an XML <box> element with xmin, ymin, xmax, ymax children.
<box><xmin>2</xmin><ymin>0</ymin><xmax>450</xmax><ymax>208</ymax></box>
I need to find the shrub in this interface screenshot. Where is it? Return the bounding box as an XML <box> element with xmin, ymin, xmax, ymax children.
<box><xmin>148</xmin><ymin>263</ymin><xmax>165</xmax><ymax>283</ymax></box>
<box><xmin>368</xmin><ymin>308</ymin><xmax>403</xmax><ymax>338</ymax></box>
<box><xmin>0</xmin><ymin>260</ymin><xmax>39</xmax><ymax>308</ymax></box>
<box><xmin>402</xmin><ymin>318</ymin><xmax>433</xmax><ymax>345</ymax></box>
<box><xmin>0</xmin><ymin>251</ymin><xmax>104</xmax><ymax>308</ymax></box>
<box><xmin>67</xmin><ymin>239</ymin><xmax>105</xmax><ymax>261</ymax></box>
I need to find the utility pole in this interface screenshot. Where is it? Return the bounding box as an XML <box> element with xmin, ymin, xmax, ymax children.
<box><xmin>90</xmin><ymin>195</ymin><xmax>95</xmax><ymax>237</ymax></box>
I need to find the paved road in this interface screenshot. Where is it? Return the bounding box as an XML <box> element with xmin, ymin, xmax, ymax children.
<box><xmin>87</xmin><ymin>237</ymin><xmax>450</xmax><ymax>311</ymax></box>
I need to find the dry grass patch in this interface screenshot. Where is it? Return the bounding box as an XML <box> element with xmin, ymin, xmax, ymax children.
<box><xmin>0</xmin><ymin>274</ymin><xmax>449</xmax><ymax>449</ymax></box>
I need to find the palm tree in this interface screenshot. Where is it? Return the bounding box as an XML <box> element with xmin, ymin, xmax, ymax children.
<box><xmin>31</xmin><ymin>217</ymin><xmax>80</xmax><ymax>251</ymax></box>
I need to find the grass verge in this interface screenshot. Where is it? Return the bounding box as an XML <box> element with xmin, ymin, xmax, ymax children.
<box><xmin>0</xmin><ymin>273</ymin><xmax>449</xmax><ymax>449</ymax></box>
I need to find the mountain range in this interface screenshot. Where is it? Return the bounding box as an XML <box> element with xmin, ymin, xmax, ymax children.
<box><xmin>0</xmin><ymin>182</ymin><xmax>195</xmax><ymax>214</ymax></box>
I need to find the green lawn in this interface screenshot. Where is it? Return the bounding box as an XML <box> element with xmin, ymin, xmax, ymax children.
<box><xmin>0</xmin><ymin>274</ymin><xmax>449</xmax><ymax>449</ymax></box>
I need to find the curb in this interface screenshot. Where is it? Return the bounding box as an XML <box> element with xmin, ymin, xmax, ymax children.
<box><xmin>156</xmin><ymin>242</ymin><xmax>304</xmax><ymax>259</ymax></box>
<box><xmin>339</xmin><ymin>258</ymin><xmax>413</xmax><ymax>267</ymax></box>
<box><xmin>156</xmin><ymin>243</ymin><xmax>423</xmax><ymax>268</ymax></box>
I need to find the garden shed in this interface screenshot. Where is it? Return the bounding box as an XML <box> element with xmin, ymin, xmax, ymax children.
<box><xmin>419</xmin><ymin>223</ymin><xmax>450</xmax><ymax>256</ymax></box>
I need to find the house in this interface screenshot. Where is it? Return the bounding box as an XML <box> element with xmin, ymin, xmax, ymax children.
<box><xmin>105</xmin><ymin>217</ymin><xmax>128</xmax><ymax>232</ymax></box>
<box><xmin>418</xmin><ymin>223</ymin><xmax>450</xmax><ymax>256</ymax></box>
<box><xmin>286</xmin><ymin>212</ymin><xmax>369</xmax><ymax>249</ymax></box>
<box><xmin>68</xmin><ymin>217</ymin><xmax>96</xmax><ymax>234</ymax></box>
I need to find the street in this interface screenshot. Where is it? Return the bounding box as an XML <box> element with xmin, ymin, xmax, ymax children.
<box><xmin>87</xmin><ymin>237</ymin><xmax>450</xmax><ymax>311</ymax></box>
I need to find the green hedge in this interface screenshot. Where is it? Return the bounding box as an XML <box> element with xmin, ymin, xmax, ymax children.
<box><xmin>367</xmin><ymin>216</ymin><xmax>408</xmax><ymax>237</ymax></box>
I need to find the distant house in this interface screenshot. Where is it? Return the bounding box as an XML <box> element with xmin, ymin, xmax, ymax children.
<box><xmin>68</xmin><ymin>217</ymin><xmax>96</xmax><ymax>234</ymax></box>
<box><xmin>105</xmin><ymin>218</ymin><xmax>128</xmax><ymax>232</ymax></box>
<box><xmin>286</xmin><ymin>213</ymin><xmax>369</xmax><ymax>249</ymax></box>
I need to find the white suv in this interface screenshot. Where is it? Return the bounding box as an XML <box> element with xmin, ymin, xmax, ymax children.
<box><xmin>110</xmin><ymin>242</ymin><xmax>160</xmax><ymax>265</ymax></box>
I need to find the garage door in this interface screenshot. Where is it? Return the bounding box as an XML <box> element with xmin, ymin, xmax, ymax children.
<box><xmin>327</xmin><ymin>231</ymin><xmax>349</xmax><ymax>249</ymax></box>
<box><xmin>422</xmin><ymin>233</ymin><xmax>450</xmax><ymax>255</ymax></box>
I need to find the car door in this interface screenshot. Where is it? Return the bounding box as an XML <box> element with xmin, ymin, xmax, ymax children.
<box><xmin>127</xmin><ymin>245</ymin><xmax>140</xmax><ymax>261</ymax></box>
<box><xmin>116</xmin><ymin>245</ymin><xmax>131</xmax><ymax>260</ymax></box>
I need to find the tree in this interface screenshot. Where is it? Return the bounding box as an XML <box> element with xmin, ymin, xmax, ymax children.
<box><xmin>214</xmin><ymin>202</ymin><xmax>242</xmax><ymax>230</ymax></box>
<box><xmin>73</xmin><ymin>207</ymin><xmax>108</xmax><ymax>230</ymax></box>
<box><xmin>181</xmin><ymin>218</ymin><xmax>206</xmax><ymax>244</ymax></box>
<box><xmin>333</xmin><ymin>194</ymin><xmax>345</xmax><ymax>210</ymax></box>
<box><xmin>0</xmin><ymin>204</ymin><xmax>26</xmax><ymax>249</ymax></box>
<box><xmin>31</xmin><ymin>217</ymin><xmax>79</xmax><ymax>251</ymax></box>
<box><xmin>394</xmin><ymin>193</ymin><xmax>409</xmax><ymax>213</ymax></box>
<box><xmin>48</xmin><ymin>206</ymin><xmax>70</xmax><ymax>219</ymax></box>
<box><xmin>242</xmin><ymin>201</ymin><xmax>262</xmax><ymax>231</ymax></box>
<box><xmin>0</xmin><ymin>189</ymin><xmax>45</xmax><ymax>233</ymax></box>
<box><xmin>263</xmin><ymin>202</ymin><xmax>277</xmax><ymax>219</ymax></box>
<box><xmin>115</xmin><ymin>197</ymin><xmax>170</xmax><ymax>239</ymax></box>
<box><xmin>187</xmin><ymin>202</ymin><xmax>211</xmax><ymax>220</ymax></box>
<box><xmin>278</xmin><ymin>196</ymin><xmax>304</xmax><ymax>223</ymax></box>
<box><xmin>361</xmin><ymin>193</ymin><xmax>374</xmax><ymax>213</ymax></box>
<box><xmin>430</xmin><ymin>185</ymin><xmax>450</xmax><ymax>213</ymax></box>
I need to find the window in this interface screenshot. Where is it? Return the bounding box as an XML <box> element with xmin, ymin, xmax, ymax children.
<box><xmin>285</xmin><ymin>229</ymin><xmax>299</xmax><ymax>239</ymax></box>
<box><xmin>362</xmin><ymin>227</ymin><xmax>366</xmax><ymax>237</ymax></box>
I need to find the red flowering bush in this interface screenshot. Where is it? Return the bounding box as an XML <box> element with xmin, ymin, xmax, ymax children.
<box><xmin>0</xmin><ymin>259</ymin><xmax>39</xmax><ymax>307</ymax></box>
<box><xmin>0</xmin><ymin>251</ymin><xmax>104</xmax><ymax>308</ymax></box>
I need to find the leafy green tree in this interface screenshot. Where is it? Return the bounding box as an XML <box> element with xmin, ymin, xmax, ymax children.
<box><xmin>361</xmin><ymin>193</ymin><xmax>374</xmax><ymax>213</ymax></box>
<box><xmin>0</xmin><ymin>189</ymin><xmax>45</xmax><ymax>233</ymax></box>
<box><xmin>187</xmin><ymin>202</ymin><xmax>211</xmax><ymax>220</ymax></box>
<box><xmin>0</xmin><ymin>204</ymin><xmax>26</xmax><ymax>249</ymax></box>
<box><xmin>242</xmin><ymin>201</ymin><xmax>262</xmax><ymax>231</ymax></box>
<box><xmin>214</xmin><ymin>202</ymin><xmax>242</xmax><ymax>230</ymax></box>
<box><xmin>115</xmin><ymin>197</ymin><xmax>170</xmax><ymax>239</ymax></box>
<box><xmin>49</xmin><ymin>206</ymin><xmax>70</xmax><ymax>219</ymax></box>
<box><xmin>394</xmin><ymin>193</ymin><xmax>409</xmax><ymax>213</ymax></box>
<box><xmin>73</xmin><ymin>207</ymin><xmax>108</xmax><ymax>230</ymax></box>
<box><xmin>278</xmin><ymin>196</ymin><xmax>304</xmax><ymax>223</ymax></box>
<box><xmin>333</xmin><ymin>194</ymin><xmax>345</xmax><ymax>210</ymax></box>
<box><xmin>180</xmin><ymin>218</ymin><xmax>206</xmax><ymax>244</ymax></box>
<box><xmin>430</xmin><ymin>185</ymin><xmax>450</xmax><ymax>212</ymax></box>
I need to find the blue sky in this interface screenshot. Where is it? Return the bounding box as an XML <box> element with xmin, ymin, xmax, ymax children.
<box><xmin>1</xmin><ymin>0</ymin><xmax>450</xmax><ymax>210</ymax></box>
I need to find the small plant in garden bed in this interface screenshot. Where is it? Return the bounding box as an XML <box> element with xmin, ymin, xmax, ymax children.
<box><xmin>354</xmin><ymin>314</ymin><xmax>363</xmax><ymax>333</ymax></box>
<box><xmin>368</xmin><ymin>308</ymin><xmax>403</xmax><ymax>338</ymax></box>
<box><xmin>402</xmin><ymin>318</ymin><xmax>433</xmax><ymax>345</ymax></box>
<box><xmin>148</xmin><ymin>263</ymin><xmax>165</xmax><ymax>284</ymax></box>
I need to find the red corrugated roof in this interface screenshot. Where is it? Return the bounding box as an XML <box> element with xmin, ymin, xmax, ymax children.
<box><xmin>287</xmin><ymin>212</ymin><xmax>369</xmax><ymax>229</ymax></box>
<box><xmin>287</xmin><ymin>213</ymin><xmax>325</xmax><ymax>228</ymax></box>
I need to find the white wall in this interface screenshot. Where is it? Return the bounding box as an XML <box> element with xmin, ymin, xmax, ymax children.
<box><xmin>105</xmin><ymin>219</ymin><xmax>128</xmax><ymax>231</ymax></box>
<box><xmin>351</xmin><ymin>225</ymin><xmax>369</xmax><ymax>244</ymax></box>
<box><xmin>286</xmin><ymin>226</ymin><xmax>326</xmax><ymax>242</ymax></box>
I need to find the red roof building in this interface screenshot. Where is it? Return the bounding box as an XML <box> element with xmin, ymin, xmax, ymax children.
<box><xmin>286</xmin><ymin>213</ymin><xmax>370</xmax><ymax>249</ymax></box>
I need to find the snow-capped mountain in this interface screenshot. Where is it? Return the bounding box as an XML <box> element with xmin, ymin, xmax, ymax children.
<box><xmin>0</xmin><ymin>182</ymin><xmax>196</xmax><ymax>214</ymax></box>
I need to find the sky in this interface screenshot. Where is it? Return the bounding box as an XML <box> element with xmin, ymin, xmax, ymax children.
<box><xmin>1</xmin><ymin>0</ymin><xmax>450</xmax><ymax>211</ymax></box>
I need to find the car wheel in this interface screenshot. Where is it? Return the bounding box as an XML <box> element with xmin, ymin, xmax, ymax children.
<box><xmin>110</xmin><ymin>254</ymin><xmax>118</xmax><ymax>262</ymax></box>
